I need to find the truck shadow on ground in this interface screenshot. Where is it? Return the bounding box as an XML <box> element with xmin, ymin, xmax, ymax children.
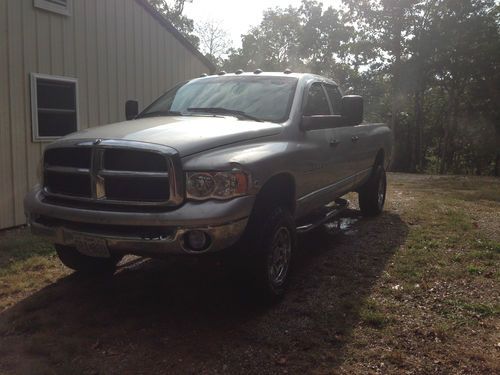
<box><xmin>0</xmin><ymin>210</ymin><xmax>408</xmax><ymax>374</ymax></box>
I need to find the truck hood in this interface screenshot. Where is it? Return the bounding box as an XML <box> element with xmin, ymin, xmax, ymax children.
<box><xmin>62</xmin><ymin>116</ymin><xmax>283</xmax><ymax>156</ymax></box>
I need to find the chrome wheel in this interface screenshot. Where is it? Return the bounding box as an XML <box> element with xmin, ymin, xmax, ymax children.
<box><xmin>268</xmin><ymin>227</ymin><xmax>292</xmax><ymax>286</ymax></box>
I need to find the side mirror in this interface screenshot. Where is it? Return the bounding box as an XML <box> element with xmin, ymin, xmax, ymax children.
<box><xmin>125</xmin><ymin>100</ymin><xmax>139</xmax><ymax>120</ymax></box>
<box><xmin>341</xmin><ymin>95</ymin><xmax>363</xmax><ymax>126</ymax></box>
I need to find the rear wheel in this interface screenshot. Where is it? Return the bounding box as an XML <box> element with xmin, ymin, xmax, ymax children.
<box><xmin>55</xmin><ymin>244</ymin><xmax>122</xmax><ymax>275</ymax></box>
<box><xmin>358</xmin><ymin>164</ymin><xmax>386</xmax><ymax>217</ymax></box>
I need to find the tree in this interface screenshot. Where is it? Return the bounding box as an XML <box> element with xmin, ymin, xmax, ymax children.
<box><xmin>195</xmin><ymin>20</ymin><xmax>232</xmax><ymax>67</ymax></box>
<box><xmin>342</xmin><ymin>0</ymin><xmax>500</xmax><ymax>174</ymax></box>
<box><xmin>222</xmin><ymin>0</ymin><xmax>500</xmax><ymax>175</ymax></box>
<box><xmin>224</xmin><ymin>6</ymin><xmax>303</xmax><ymax>72</ymax></box>
<box><xmin>222</xmin><ymin>1</ymin><xmax>354</xmax><ymax>75</ymax></box>
<box><xmin>148</xmin><ymin>0</ymin><xmax>199</xmax><ymax>46</ymax></box>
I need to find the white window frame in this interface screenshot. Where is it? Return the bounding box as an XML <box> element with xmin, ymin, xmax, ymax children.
<box><xmin>34</xmin><ymin>0</ymin><xmax>72</xmax><ymax>16</ymax></box>
<box><xmin>30</xmin><ymin>73</ymin><xmax>79</xmax><ymax>142</ymax></box>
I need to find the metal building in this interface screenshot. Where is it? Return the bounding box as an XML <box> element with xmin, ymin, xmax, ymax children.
<box><xmin>0</xmin><ymin>0</ymin><xmax>215</xmax><ymax>229</ymax></box>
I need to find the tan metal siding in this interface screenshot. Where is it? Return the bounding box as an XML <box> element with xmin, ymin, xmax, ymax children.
<box><xmin>7</xmin><ymin>0</ymin><xmax>28</xmax><ymax>226</ymax></box>
<box><xmin>0</xmin><ymin>0</ymin><xmax>15</xmax><ymax>228</ymax></box>
<box><xmin>0</xmin><ymin>0</ymin><xmax>211</xmax><ymax>229</ymax></box>
<box><xmin>22</xmin><ymin>0</ymin><xmax>40</xmax><ymax>193</ymax></box>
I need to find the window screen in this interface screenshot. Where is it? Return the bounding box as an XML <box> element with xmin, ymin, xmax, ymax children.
<box><xmin>304</xmin><ymin>83</ymin><xmax>331</xmax><ymax>116</ymax></box>
<box><xmin>31</xmin><ymin>74</ymin><xmax>78</xmax><ymax>140</ymax></box>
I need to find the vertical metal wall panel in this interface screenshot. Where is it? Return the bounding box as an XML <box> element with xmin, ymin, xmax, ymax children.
<box><xmin>0</xmin><ymin>0</ymin><xmax>15</xmax><ymax>229</ymax></box>
<box><xmin>125</xmin><ymin>0</ymin><xmax>136</xmax><ymax>109</ymax></box>
<box><xmin>133</xmin><ymin>2</ymin><xmax>143</xmax><ymax>110</ymax></box>
<box><xmin>35</xmin><ymin>8</ymin><xmax>50</xmax><ymax>167</ymax></box>
<box><xmin>74</xmin><ymin>0</ymin><xmax>89</xmax><ymax>130</ymax></box>
<box><xmin>62</xmin><ymin>8</ymin><xmax>76</xmax><ymax>77</ymax></box>
<box><xmin>7</xmin><ymin>0</ymin><xmax>28</xmax><ymax>226</ymax></box>
<box><xmin>85</xmin><ymin>0</ymin><xmax>99</xmax><ymax>128</ymax></box>
<box><xmin>0</xmin><ymin>0</ymin><xmax>212</xmax><ymax>229</ymax></box>
<box><xmin>141</xmin><ymin>8</ymin><xmax>152</xmax><ymax>106</ymax></box>
<box><xmin>157</xmin><ymin>24</ymin><xmax>166</xmax><ymax>95</ymax></box>
<box><xmin>116</xmin><ymin>0</ymin><xmax>127</xmax><ymax>122</ymax></box>
<box><xmin>105</xmin><ymin>0</ymin><xmax>118</xmax><ymax>124</ymax></box>
<box><xmin>96</xmin><ymin>0</ymin><xmax>109</xmax><ymax>126</ymax></box>
<box><xmin>166</xmin><ymin>33</ymin><xmax>175</xmax><ymax>89</ymax></box>
<box><xmin>22</xmin><ymin>0</ymin><xmax>40</xmax><ymax>191</ymax></box>
<box><xmin>49</xmin><ymin>14</ymin><xmax>64</xmax><ymax>74</ymax></box>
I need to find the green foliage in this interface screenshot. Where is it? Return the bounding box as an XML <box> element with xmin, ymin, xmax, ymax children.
<box><xmin>148</xmin><ymin>0</ymin><xmax>199</xmax><ymax>47</ymax></box>
<box><xmin>222</xmin><ymin>0</ymin><xmax>500</xmax><ymax>176</ymax></box>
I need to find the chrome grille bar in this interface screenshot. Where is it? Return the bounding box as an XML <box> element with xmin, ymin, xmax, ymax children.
<box><xmin>42</xmin><ymin>139</ymin><xmax>184</xmax><ymax>207</ymax></box>
<box><xmin>99</xmin><ymin>170</ymin><xmax>169</xmax><ymax>178</ymax></box>
<box><xmin>45</xmin><ymin>165</ymin><xmax>90</xmax><ymax>174</ymax></box>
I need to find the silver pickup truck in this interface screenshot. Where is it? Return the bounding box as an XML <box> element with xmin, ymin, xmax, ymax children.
<box><xmin>25</xmin><ymin>71</ymin><xmax>392</xmax><ymax>299</ymax></box>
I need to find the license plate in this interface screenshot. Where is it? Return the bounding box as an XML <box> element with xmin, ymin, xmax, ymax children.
<box><xmin>74</xmin><ymin>235</ymin><xmax>110</xmax><ymax>258</ymax></box>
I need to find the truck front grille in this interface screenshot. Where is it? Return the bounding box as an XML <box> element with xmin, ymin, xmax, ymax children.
<box><xmin>42</xmin><ymin>140</ymin><xmax>183</xmax><ymax>207</ymax></box>
<box><xmin>45</xmin><ymin>170</ymin><xmax>92</xmax><ymax>197</ymax></box>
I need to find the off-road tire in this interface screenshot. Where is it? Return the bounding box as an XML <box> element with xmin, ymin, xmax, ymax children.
<box><xmin>358</xmin><ymin>164</ymin><xmax>386</xmax><ymax>217</ymax></box>
<box><xmin>247</xmin><ymin>206</ymin><xmax>297</xmax><ymax>302</ymax></box>
<box><xmin>55</xmin><ymin>244</ymin><xmax>122</xmax><ymax>275</ymax></box>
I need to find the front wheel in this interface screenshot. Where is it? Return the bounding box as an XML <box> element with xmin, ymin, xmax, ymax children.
<box><xmin>55</xmin><ymin>245</ymin><xmax>122</xmax><ymax>275</ymax></box>
<box><xmin>248</xmin><ymin>206</ymin><xmax>297</xmax><ymax>301</ymax></box>
<box><xmin>358</xmin><ymin>164</ymin><xmax>386</xmax><ymax>217</ymax></box>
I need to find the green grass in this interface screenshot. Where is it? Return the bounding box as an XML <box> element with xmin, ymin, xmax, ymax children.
<box><xmin>440</xmin><ymin>299</ymin><xmax>500</xmax><ymax>323</ymax></box>
<box><xmin>413</xmin><ymin>175</ymin><xmax>500</xmax><ymax>202</ymax></box>
<box><xmin>0</xmin><ymin>229</ymin><xmax>54</xmax><ymax>277</ymax></box>
<box><xmin>0</xmin><ymin>173</ymin><xmax>499</xmax><ymax>374</ymax></box>
<box><xmin>359</xmin><ymin>300</ymin><xmax>390</xmax><ymax>329</ymax></box>
<box><xmin>0</xmin><ymin>228</ymin><xmax>66</xmax><ymax>311</ymax></box>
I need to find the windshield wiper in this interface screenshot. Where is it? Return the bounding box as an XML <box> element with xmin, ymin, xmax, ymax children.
<box><xmin>137</xmin><ymin>110</ymin><xmax>183</xmax><ymax>118</ymax></box>
<box><xmin>187</xmin><ymin>107</ymin><xmax>263</xmax><ymax>122</ymax></box>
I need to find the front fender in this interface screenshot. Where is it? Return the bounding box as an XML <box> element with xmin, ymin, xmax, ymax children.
<box><xmin>181</xmin><ymin>140</ymin><xmax>299</xmax><ymax>194</ymax></box>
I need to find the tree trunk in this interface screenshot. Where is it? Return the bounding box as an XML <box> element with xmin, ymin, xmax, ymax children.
<box><xmin>413</xmin><ymin>88</ymin><xmax>424</xmax><ymax>172</ymax></box>
<box><xmin>440</xmin><ymin>90</ymin><xmax>457</xmax><ymax>174</ymax></box>
<box><xmin>495</xmin><ymin>125</ymin><xmax>500</xmax><ymax>177</ymax></box>
<box><xmin>439</xmin><ymin>126</ymin><xmax>449</xmax><ymax>174</ymax></box>
<box><xmin>390</xmin><ymin>9</ymin><xmax>404</xmax><ymax>171</ymax></box>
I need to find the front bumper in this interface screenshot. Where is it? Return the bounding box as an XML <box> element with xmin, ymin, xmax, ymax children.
<box><xmin>25</xmin><ymin>189</ymin><xmax>254</xmax><ymax>255</ymax></box>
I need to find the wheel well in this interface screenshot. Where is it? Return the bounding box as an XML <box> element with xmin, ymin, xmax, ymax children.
<box><xmin>375</xmin><ymin>149</ymin><xmax>385</xmax><ymax>167</ymax></box>
<box><xmin>255</xmin><ymin>173</ymin><xmax>296</xmax><ymax>214</ymax></box>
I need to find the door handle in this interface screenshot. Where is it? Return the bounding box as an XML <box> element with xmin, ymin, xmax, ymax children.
<box><xmin>351</xmin><ymin>136</ymin><xmax>360</xmax><ymax>142</ymax></box>
<box><xmin>329</xmin><ymin>138</ymin><xmax>340</xmax><ymax>147</ymax></box>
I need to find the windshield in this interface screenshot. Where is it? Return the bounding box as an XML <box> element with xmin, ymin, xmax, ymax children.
<box><xmin>139</xmin><ymin>76</ymin><xmax>298</xmax><ymax>123</ymax></box>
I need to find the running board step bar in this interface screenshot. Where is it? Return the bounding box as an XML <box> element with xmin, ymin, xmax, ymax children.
<box><xmin>296</xmin><ymin>198</ymin><xmax>349</xmax><ymax>234</ymax></box>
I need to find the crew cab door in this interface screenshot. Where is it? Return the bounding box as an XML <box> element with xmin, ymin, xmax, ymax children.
<box><xmin>296</xmin><ymin>82</ymin><xmax>350</xmax><ymax>212</ymax></box>
<box><xmin>322</xmin><ymin>84</ymin><xmax>356</xmax><ymax>189</ymax></box>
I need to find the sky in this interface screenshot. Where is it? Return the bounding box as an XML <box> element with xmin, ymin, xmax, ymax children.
<box><xmin>184</xmin><ymin>0</ymin><xmax>343</xmax><ymax>49</ymax></box>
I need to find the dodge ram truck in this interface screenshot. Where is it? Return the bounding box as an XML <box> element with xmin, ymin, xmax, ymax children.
<box><xmin>25</xmin><ymin>71</ymin><xmax>392</xmax><ymax>299</ymax></box>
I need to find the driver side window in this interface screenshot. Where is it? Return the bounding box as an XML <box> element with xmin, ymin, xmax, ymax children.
<box><xmin>303</xmin><ymin>83</ymin><xmax>331</xmax><ymax>116</ymax></box>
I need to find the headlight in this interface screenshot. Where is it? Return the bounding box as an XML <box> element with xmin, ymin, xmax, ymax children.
<box><xmin>186</xmin><ymin>171</ymin><xmax>250</xmax><ymax>200</ymax></box>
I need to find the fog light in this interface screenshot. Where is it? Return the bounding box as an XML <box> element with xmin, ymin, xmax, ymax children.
<box><xmin>184</xmin><ymin>230</ymin><xmax>210</xmax><ymax>251</ymax></box>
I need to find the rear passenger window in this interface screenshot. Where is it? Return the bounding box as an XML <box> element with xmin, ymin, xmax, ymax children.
<box><xmin>324</xmin><ymin>85</ymin><xmax>342</xmax><ymax>115</ymax></box>
<box><xmin>304</xmin><ymin>83</ymin><xmax>330</xmax><ymax>116</ymax></box>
